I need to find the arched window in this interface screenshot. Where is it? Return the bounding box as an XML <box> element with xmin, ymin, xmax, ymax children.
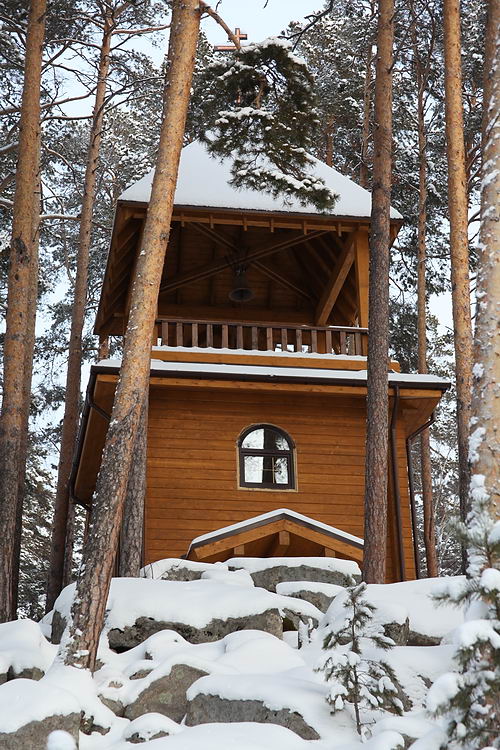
<box><xmin>238</xmin><ymin>425</ymin><xmax>295</xmax><ymax>489</ymax></box>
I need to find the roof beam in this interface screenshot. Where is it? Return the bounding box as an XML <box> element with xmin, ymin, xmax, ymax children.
<box><xmin>315</xmin><ymin>233</ymin><xmax>356</xmax><ymax>325</ymax></box>
<box><xmin>253</xmin><ymin>260</ymin><xmax>313</xmax><ymax>301</ymax></box>
<box><xmin>159</xmin><ymin>229</ymin><xmax>330</xmax><ymax>294</ymax></box>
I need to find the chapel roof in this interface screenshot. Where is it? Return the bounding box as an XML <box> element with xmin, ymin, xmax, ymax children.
<box><xmin>118</xmin><ymin>140</ymin><xmax>403</xmax><ymax>220</ymax></box>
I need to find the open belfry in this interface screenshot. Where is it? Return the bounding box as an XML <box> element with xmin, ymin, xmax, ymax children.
<box><xmin>72</xmin><ymin>140</ymin><xmax>448</xmax><ymax>582</ymax></box>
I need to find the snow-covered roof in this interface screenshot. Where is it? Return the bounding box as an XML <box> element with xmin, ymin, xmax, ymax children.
<box><xmin>96</xmin><ymin>357</ymin><xmax>449</xmax><ymax>390</ymax></box>
<box><xmin>189</xmin><ymin>508</ymin><xmax>364</xmax><ymax>550</ymax></box>
<box><xmin>119</xmin><ymin>140</ymin><xmax>403</xmax><ymax>220</ymax></box>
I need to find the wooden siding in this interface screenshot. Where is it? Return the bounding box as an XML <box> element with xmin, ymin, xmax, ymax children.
<box><xmin>145</xmin><ymin>385</ymin><xmax>416</xmax><ymax>581</ymax></box>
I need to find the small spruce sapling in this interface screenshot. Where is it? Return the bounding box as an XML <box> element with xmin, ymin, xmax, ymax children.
<box><xmin>317</xmin><ymin>582</ymin><xmax>404</xmax><ymax>736</ymax></box>
<box><xmin>425</xmin><ymin>486</ymin><xmax>500</xmax><ymax>749</ymax></box>
<box><xmin>197</xmin><ymin>38</ymin><xmax>338</xmax><ymax>211</ymax></box>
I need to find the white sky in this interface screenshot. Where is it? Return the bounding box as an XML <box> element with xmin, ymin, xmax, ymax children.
<box><xmin>200</xmin><ymin>1</ymin><xmax>322</xmax><ymax>45</ymax></box>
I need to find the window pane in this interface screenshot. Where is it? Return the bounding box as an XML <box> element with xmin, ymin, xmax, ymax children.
<box><xmin>244</xmin><ymin>455</ymin><xmax>264</xmax><ymax>482</ymax></box>
<box><xmin>273</xmin><ymin>456</ymin><xmax>289</xmax><ymax>484</ymax></box>
<box><xmin>242</xmin><ymin>427</ymin><xmax>290</xmax><ymax>450</ymax></box>
<box><xmin>243</xmin><ymin>455</ymin><xmax>289</xmax><ymax>485</ymax></box>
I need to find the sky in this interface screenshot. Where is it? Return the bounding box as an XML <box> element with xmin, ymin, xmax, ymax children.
<box><xmin>200</xmin><ymin>0</ymin><xmax>322</xmax><ymax>46</ymax></box>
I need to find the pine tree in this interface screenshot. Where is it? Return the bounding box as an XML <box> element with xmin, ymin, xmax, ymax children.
<box><xmin>196</xmin><ymin>38</ymin><xmax>337</xmax><ymax>211</ymax></box>
<box><xmin>422</xmin><ymin>4</ymin><xmax>500</xmax><ymax>743</ymax></box>
<box><xmin>318</xmin><ymin>583</ymin><xmax>405</xmax><ymax>737</ymax></box>
<box><xmin>363</xmin><ymin>0</ymin><xmax>394</xmax><ymax>583</ymax></box>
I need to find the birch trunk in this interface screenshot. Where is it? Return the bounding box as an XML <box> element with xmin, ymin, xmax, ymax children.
<box><xmin>470</xmin><ymin>0</ymin><xmax>499</xmax><ymax>520</ymax></box>
<box><xmin>415</xmin><ymin>51</ymin><xmax>438</xmax><ymax>578</ymax></box>
<box><xmin>59</xmin><ymin>0</ymin><xmax>201</xmax><ymax>671</ymax></box>
<box><xmin>443</xmin><ymin>0</ymin><xmax>474</xmax><ymax>545</ymax></box>
<box><xmin>46</xmin><ymin>14</ymin><xmax>114</xmax><ymax>612</ymax></box>
<box><xmin>363</xmin><ymin>0</ymin><xmax>394</xmax><ymax>584</ymax></box>
<box><xmin>0</xmin><ymin>0</ymin><xmax>46</xmax><ymax>623</ymax></box>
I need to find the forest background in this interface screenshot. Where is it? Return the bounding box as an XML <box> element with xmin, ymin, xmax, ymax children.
<box><xmin>0</xmin><ymin>0</ymin><xmax>485</xmax><ymax>618</ymax></box>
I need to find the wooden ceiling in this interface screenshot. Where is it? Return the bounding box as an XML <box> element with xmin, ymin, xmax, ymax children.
<box><xmin>95</xmin><ymin>204</ymin><xmax>401</xmax><ymax>336</ymax></box>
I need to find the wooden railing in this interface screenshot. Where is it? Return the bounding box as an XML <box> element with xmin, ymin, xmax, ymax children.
<box><xmin>154</xmin><ymin>318</ymin><xmax>368</xmax><ymax>356</ymax></box>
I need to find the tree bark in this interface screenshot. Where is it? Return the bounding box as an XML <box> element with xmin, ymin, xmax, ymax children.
<box><xmin>0</xmin><ymin>0</ymin><xmax>46</xmax><ymax>623</ymax></box>
<box><xmin>59</xmin><ymin>0</ymin><xmax>201</xmax><ymax>671</ymax></box>
<box><xmin>46</xmin><ymin>13</ymin><xmax>114</xmax><ymax>612</ymax></box>
<box><xmin>363</xmin><ymin>0</ymin><xmax>394</xmax><ymax>584</ymax></box>
<box><xmin>12</xmin><ymin>174</ymin><xmax>41</xmax><ymax>615</ymax></box>
<box><xmin>443</xmin><ymin>0</ymin><xmax>474</xmax><ymax>544</ymax></box>
<box><xmin>359</xmin><ymin>43</ymin><xmax>373</xmax><ymax>188</ymax></box>
<box><xmin>414</xmin><ymin>38</ymin><xmax>438</xmax><ymax>578</ymax></box>
<box><xmin>118</xmin><ymin>393</ymin><xmax>148</xmax><ymax>577</ymax></box>
<box><xmin>470</xmin><ymin>0</ymin><xmax>499</xmax><ymax>520</ymax></box>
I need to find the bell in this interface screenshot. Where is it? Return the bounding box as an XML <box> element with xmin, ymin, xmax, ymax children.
<box><xmin>228</xmin><ymin>268</ymin><xmax>254</xmax><ymax>303</ymax></box>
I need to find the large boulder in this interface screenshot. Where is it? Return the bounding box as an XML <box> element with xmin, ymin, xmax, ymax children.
<box><xmin>125</xmin><ymin>663</ymin><xmax>209</xmax><ymax>722</ymax></box>
<box><xmin>226</xmin><ymin>557</ymin><xmax>361</xmax><ymax>592</ymax></box>
<box><xmin>108</xmin><ymin>609</ymin><xmax>283</xmax><ymax>650</ymax></box>
<box><xmin>186</xmin><ymin>694</ymin><xmax>320</xmax><ymax>740</ymax></box>
<box><xmin>0</xmin><ymin>679</ymin><xmax>80</xmax><ymax>750</ymax></box>
<box><xmin>185</xmin><ymin>671</ymin><xmax>332</xmax><ymax>741</ymax></box>
<box><xmin>52</xmin><ymin>578</ymin><xmax>321</xmax><ymax>651</ymax></box>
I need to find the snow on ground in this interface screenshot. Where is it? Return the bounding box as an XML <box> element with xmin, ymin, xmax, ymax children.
<box><xmin>0</xmin><ymin>560</ymin><xmax>468</xmax><ymax>749</ymax></box>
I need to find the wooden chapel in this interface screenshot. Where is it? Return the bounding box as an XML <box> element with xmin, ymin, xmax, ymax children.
<box><xmin>71</xmin><ymin>140</ymin><xmax>448</xmax><ymax>582</ymax></box>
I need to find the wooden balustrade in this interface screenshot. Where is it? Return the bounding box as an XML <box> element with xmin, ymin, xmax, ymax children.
<box><xmin>154</xmin><ymin>318</ymin><xmax>368</xmax><ymax>356</ymax></box>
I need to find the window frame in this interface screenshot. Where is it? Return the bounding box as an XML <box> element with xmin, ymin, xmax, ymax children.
<box><xmin>237</xmin><ymin>424</ymin><xmax>296</xmax><ymax>490</ymax></box>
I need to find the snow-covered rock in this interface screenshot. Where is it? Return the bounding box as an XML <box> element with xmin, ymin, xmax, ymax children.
<box><xmin>276</xmin><ymin>581</ymin><xmax>346</xmax><ymax>613</ymax></box>
<box><xmin>227</xmin><ymin>556</ymin><xmax>361</xmax><ymax>592</ymax></box>
<box><xmin>52</xmin><ymin>578</ymin><xmax>322</xmax><ymax>649</ymax></box>
<box><xmin>364</xmin><ymin>578</ymin><xmax>465</xmax><ymax>646</ymax></box>
<box><xmin>0</xmin><ymin>679</ymin><xmax>80</xmax><ymax>749</ymax></box>
<box><xmin>121</xmin><ymin>713</ymin><xmax>181</xmax><ymax>743</ymax></box>
<box><xmin>0</xmin><ymin>619</ymin><xmax>57</xmax><ymax>682</ymax></box>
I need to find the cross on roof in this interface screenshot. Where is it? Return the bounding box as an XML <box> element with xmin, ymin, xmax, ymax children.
<box><xmin>214</xmin><ymin>27</ymin><xmax>248</xmax><ymax>52</ymax></box>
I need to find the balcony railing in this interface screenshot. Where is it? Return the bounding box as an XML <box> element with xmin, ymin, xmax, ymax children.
<box><xmin>154</xmin><ymin>318</ymin><xmax>368</xmax><ymax>356</ymax></box>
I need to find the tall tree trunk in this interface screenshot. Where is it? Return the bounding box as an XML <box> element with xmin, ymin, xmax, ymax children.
<box><xmin>443</xmin><ymin>0</ymin><xmax>474</xmax><ymax>548</ymax></box>
<box><xmin>470</xmin><ymin>0</ymin><xmax>499</xmax><ymax>519</ymax></box>
<box><xmin>59</xmin><ymin>0</ymin><xmax>201</xmax><ymax>671</ymax></box>
<box><xmin>415</xmin><ymin>49</ymin><xmax>438</xmax><ymax>578</ymax></box>
<box><xmin>363</xmin><ymin>0</ymin><xmax>394</xmax><ymax>584</ymax></box>
<box><xmin>12</xmin><ymin>174</ymin><xmax>41</xmax><ymax>615</ymax></box>
<box><xmin>118</xmin><ymin>393</ymin><xmax>148</xmax><ymax>577</ymax></box>
<box><xmin>0</xmin><ymin>0</ymin><xmax>46</xmax><ymax>623</ymax></box>
<box><xmin>359</xmin><ymin>44</ymin><xmax>373</xmax><ymax>188</ymax></box>
<box><xmin>46</xmin><ymin>14</ymin><xmax>114</xmax><ymax>612</ymax></box>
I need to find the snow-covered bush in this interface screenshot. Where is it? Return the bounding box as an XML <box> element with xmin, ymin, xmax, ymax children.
<box><xmin>425</xmin><ymin>489</ymin><xmax>500</xmax><ymax>749</ymax></box>
<box><xmin>317</xmin><ymin>583</ymin><xmax>404</xmax><ymax>736</ymax></box>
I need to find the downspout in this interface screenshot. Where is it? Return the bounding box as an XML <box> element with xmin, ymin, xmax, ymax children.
<box><xmin>390</xmin><ymin>385</ymin><xmax>405</xmax><ymax>581</ymax></box>
<box><xmin>68</xmin><ymin>372</ymin><xmax>111</xmax><ymax>510</ymax></box>
<box><xmin>406</xmin><ymin>412</ymin><xmax>436</xmax><ymax>580</ymax></box>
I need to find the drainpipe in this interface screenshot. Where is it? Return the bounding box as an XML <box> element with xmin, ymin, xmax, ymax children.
<box><xmin>389</xmin><ymin>385</ymin><xmax>405</xmax><ymax>581</ymax></box>
<box><xmin>406</xmin><ymin>412</ymin><xmax>436</xmax><ymax>579</ymax></box>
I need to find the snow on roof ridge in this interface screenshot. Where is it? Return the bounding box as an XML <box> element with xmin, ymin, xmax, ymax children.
<box><xmin>189</xmin><ymin>507</ymin><xmax>364</xmax><ymax>548</ymax></box>
<box><xmin>119</xmin><ymin>140</ymin><xmax>403</xmax><ymax>220</ymax></box>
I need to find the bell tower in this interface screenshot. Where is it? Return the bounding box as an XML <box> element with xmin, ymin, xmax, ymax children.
<box><xmin>72</xmin><ymin>140</ymin><xmax>448</xmax><ymax>582</ymax></box>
